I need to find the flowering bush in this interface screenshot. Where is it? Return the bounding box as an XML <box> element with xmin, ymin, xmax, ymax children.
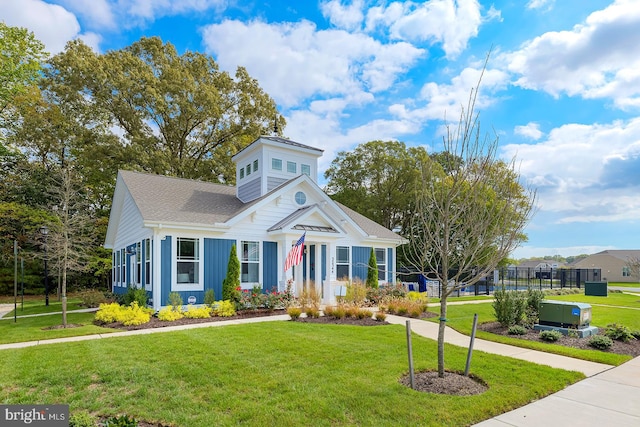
<box><xmin>183</xmin><ymin>305</ymin><xmax>212</xmax><ymax>319</ymax></box>
<box><xmin>264</xmin><ymin>288</ymin><xmax>288</xmax><ymax>310</ymax></box>
<box><xmin>95</xmin><ymin>303</ymin><xmax>124</xmax><ymax>324</ymax></box>
<box><xmin>212</xmin><ymin>300</ymin><xmax>236</xmax><ymax>317</ymax></box>
<box><xmin>158</xmin><ymin>307</ymin><xmax>184</xmax><ymax>321</ymax></box>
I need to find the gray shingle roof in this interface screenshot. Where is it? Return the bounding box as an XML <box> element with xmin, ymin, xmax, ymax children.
<box><xmin>120</xmin><ymin>170</ymin><xmax>246</xmax><ymax>224</ymax></box>
<box><xmin>119</xmin><ymin>170</ymin><xmax>402</xmax><ymax>241</ymax></box>
<box><xmin>595</xmin><ymin>250</ymin><xmax>640</xmax><ymax>260</ymax></box>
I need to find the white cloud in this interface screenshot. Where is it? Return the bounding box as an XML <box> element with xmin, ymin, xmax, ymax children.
<box><xmin>507</xmin><ymin>0</ymin><xmax>640</xmax><ymax>109</ymax></box>
<box><xmin>514</xmin><ymin>122</ymin><xmax>543</xmax><ymax>140</ymax></box>
<box><xmin>57</xmin><ymin>0</ymin><xmax>115</xmax><ymax>29</ymax></box>
<box><xmin>526</xmin><ymin>0</ymin><xmax>555</xmax><ymax>11</ymax></box>
<box><xmin>320</xmin><ymin>0</ymin><xmax>365</xmax><ymax>31</ymax></box>
<box><xmin>502</xmin><ymin>116</ymin><xmax>640</xmax><ymax>224</ymax></box>
<box><xmin>390</xmin><ymin>66</ymin><xmax>509</xmax><ymax>123</ymax></box>
<box><xmin>364</xmin><ymin>0</ymin><xmax>482</xmax><ymax>59</ymax></box>
<box><xmin>0</xmin><ymin>0</ymin><xmax>82</xmax><ymax>54</ymax></box>
<box><xmin>512</xmin><ymin>245</ymin><xmax>614</xmax><ymax>259</ymax></box>
<box><xmin>201</xmin><ymin>19</ymin><xmax>424</xmax><ymax>107</ymax></box>
<box><xmin>119</xmin><ymin>0</ymin><xmax>228</xmax><ymax>23</ymax></box>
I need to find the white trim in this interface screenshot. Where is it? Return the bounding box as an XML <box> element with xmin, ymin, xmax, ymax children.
<box><xmin>152</xmin><ymin>234</ymin><xmax>163</xmax><ymax>311</ymax></box>
<box><xmin>171</xmin><ymin>236</ymin><xmax>204</xmax><ymax>292</ymax></box>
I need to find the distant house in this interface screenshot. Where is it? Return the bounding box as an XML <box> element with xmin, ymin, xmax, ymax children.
<box><xmin>507</xmin><ymin>260</ymin><xmax>564</xmax><ymax>279</ymax></box>
<box><xmin>104</xmin><ymin>136</ymin><xmax>404</xmax><ymax>310</ymax></box>
<box><xmin>574</xmin><ymin>250</ymin><xmax>640</xmax><ymax>283</ymax></box>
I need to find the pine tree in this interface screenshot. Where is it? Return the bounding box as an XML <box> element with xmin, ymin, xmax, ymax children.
<box><xmin>367</xmin><ymin>248</ymin><xmax>379</xmax><ymax>288</ymax></box>
<box><xmin>222</xmin><ymin>244</ymin><xmax>240</xmax><ymax>301</ymax></box>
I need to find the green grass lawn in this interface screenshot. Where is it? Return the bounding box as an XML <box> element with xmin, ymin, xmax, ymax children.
<box><xmin>608</xmin><ymin>282</ymin><xmax>640</xmax><ymax>288</ymax></box>
<box><xmin>0</xmin><ymin>313</ymin><xmax>117</xmax><ymax>345</ymax></box>
<box><xmin>1</xmin><ymin>298</ymin><xmax>85</xmax><ymax>318</ymax></box>
<box><xmin>0</xmin><ymin>322</ymin><xmax>583</xmax><ymax>427</ymax></box>
<box><xmin>428</xmin><ymin>302</ymin><xmax>633</xmax><ymax>366</ymax></box>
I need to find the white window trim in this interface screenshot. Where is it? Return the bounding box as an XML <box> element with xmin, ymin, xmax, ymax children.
<box><xmin>375</xmin><ymin>248</ymin><xmax>386</xmax><ymax>282</ymax></box>
<box><xmin>144</xmin><ymin>238</ymin><xmax>152</xmax><ymax>291</ymax></box>
<box><xmin>240</xmin><ymin>240</ymin><xmax>261</xmax><ymax>288</ymax></box>
<box><xmin>172</xmin><ymin>236</ymin><xmax>204</xmax><ymax>292</ymax></box>
<box><xmin>336</xmin><ymin>246</ymin><xmax>350</xmax><ymax>281</ymax></box>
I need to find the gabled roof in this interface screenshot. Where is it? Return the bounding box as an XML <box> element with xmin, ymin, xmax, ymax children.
<box><xmin>232</xmin><ymin>135</ymin><xmax>323</xmax><ymax>161</ymax></box>
<box><xmin>592</xmin><ymin>250</ymin><xmax>640</xmax><ymax>260</ymax></box>
<box><xmin>107</xmin><ymin>170</ymin><xmax>402</xmax><ymax>243</ymax></box>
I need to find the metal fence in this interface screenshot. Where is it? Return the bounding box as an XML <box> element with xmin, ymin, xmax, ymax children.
<box><xmin>403</xmin><ymin>267</ymin><xmax>602</xmax><ymax>298</ymax></box>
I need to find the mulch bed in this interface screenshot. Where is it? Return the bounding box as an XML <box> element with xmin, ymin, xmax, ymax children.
<box><xmin>479</xmin><ymin>321</ymin><xmax>640</xmax><ymax>357</ymax></box>
<box><xmin>399</xmin><ymin>370</ymin><xmax>488</xmax><ymax>395</ymax></box>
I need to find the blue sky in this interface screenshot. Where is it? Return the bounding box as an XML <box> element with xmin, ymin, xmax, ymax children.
<box><xmin>2</xmin><ymin>0</ymin><xmax>639</xmax><ymax>259</ymax></box>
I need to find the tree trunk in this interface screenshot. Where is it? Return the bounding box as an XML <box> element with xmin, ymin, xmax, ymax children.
<box><xmin>438</xmin><ymin>296</ymin><xmax>448</xmax><ymax>377</ymax></box>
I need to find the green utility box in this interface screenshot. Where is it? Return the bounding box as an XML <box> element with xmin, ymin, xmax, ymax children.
<box><xmin>585</xmin><ymin>281</ymin><xmax>608</xmax><ymax>296</ymax></box>
<box><xmin>538</xmin><ymin>300</ymin><xmax>592</xmax><ymax>328</ymax></box>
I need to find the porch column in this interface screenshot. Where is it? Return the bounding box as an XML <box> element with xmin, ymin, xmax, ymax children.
<box><xmin>152</xmin><ymin>233</ymin><xmax>162</xmax><ymax>311</ymax></box>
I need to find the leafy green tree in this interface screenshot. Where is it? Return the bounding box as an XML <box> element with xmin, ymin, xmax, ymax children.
<box><xmin>324</xmin><ymin>140</ymin><xmax>429</xmax><ymax>231</ymax></box>
<box><xmin>0</xmin><ymin>22</ymin><xmax>47</xmax><ymax>116</ymax></box>
<box><xmin>222</xmin><ymin>244</ymin><xmax>240</xmax><ymax>302</ymax></box>
<box><xmin>48</xmin><ymin>37</ymin><xmax>282</xmax><ymax>183</ymax></box>
<box><xmin>366</xmin><ymin>248</ymin><xmax>378</xmax><ymax>288</ymax></box>
<box><xmin>404</xmin><ymin>71</ymin><xmax>536</xmax><ymax>378</ymax></box>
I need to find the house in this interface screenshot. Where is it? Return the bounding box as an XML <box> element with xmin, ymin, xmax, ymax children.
<box><xmin>574</xmin><ymin>250</ymin><xmax>640</xmax><ymax>283</ymax></box>
<box><xmin>507</xmin><ymin>260</ymin><xmax>563</xmax><ymax>279</ymax></box>
<box><xmin>104</xmin><ymin>136</ymin><xmax>404</xmax><ymax>310</ymax></box>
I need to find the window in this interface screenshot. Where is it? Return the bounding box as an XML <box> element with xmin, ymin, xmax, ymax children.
<box><xmin>241</xmin><ymin>241</ymin><xmax>259</xmax><ymax>283</ymax></box>
<box><xmin>136</xmin><ymin>242</ymin><xmax>142</xmax><ymax>286</ymax></box>
<box><xmin>375</xmin><ymin>248</ymin><xmax>386</xmax><ymax>281</ymax></box>
<box><xmin>272</xmin><ymin>158</ymin><xmax>282</xmax><ymax>171</ymax></box>
<box><xmin>336</xmin><ymin>246</ymin><xmax>349</xmax><ymax>280</ymax></box>
<box><xmin>120</xmin><ymin>248</ymin><xmax>126</xmax><ymax>284</ymax></box>
<box><xmin>295</xmin><ymin>191</ymin><xmax>306</xmax><ymax>205</ymax></box>
<box><xmin>301</xmin><ymin>164</ymin><xmax>311</xmax><ymax>176</ymax></box>
<box><xmin>144</xmin><ymin>239</ymin><xmax>152</xmax><ymax>287</ymax></box>
<box><xmin>240</xmin><ymin>168</ymin><xmax>245</xmax><ymax>179</ymax></box>
<box><xmin>246</xmin><ymin>164</ymin><xmax>252</xmax><ymax>175</ymax></box>
<box><xmin>113</xmin><ymin>251</ymin><xmax>118</xmax><ymax>286</ymax></box>
<box><xmin>623</xmin><ymin>266</ymin><xmax>631</xmax><ymax>277</ymax></box>
<box><xmin>177</xmin><ymin>238</ymin><xmax>199</xmax><ymax>284</ymax></box>
<box><xmin>253</xmin><ymin>159</ymin><xmax>259</xmax><ymax>172</ymax></box>
<box><xmin>287</xmin><ymin>161</ymin><xmax>296</xmax><ymax>174</ymax></box>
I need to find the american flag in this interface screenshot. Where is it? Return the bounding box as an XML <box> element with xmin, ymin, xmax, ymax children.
<box><xmin>284</xmin><ymin>233</ymin><xmax>305</xmax><ymax>271</ymax></box>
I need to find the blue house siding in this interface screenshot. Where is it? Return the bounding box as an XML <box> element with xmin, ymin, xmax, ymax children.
<box><xmin>387</xmin><ymin>248</ymin><xmax>393</xmax><ymax>283</ymax></box>
<box><xmin>352</xmin><ymin>246</ymin><xmax>370</xmax><ymax>282</ymax></box>
<box><xmin>205</xmin><ymin>238</ymin><xmax>236</xmax><ymax>301</ymax></box>
<box><xmin>263</xmin><ymin>241</ymin><xmax>278</xmax><ymax>292</ymax></box>
<box><xmin>160</xmin><ymin>236</ymin><xmax>172</xmax><ymax>306</ymax></box>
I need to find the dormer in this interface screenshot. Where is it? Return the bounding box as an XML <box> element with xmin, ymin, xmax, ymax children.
<box><xmin>232</xmin><ymin>136</ymin><xmax>324</xmax><ymax>203</ymax></box>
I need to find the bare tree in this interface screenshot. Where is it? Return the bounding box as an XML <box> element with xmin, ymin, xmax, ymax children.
<box><xmin>626</xmin><ymin>256</ymin><xmax>640</xmax><ymax>283</ymax></box>
<box><xmin>404</xmin><ymin>67</ymin><xmax>536</xmax><ymax>377</ymax></box>
<box><xmin>48</xmin><ymin>166</ymin><xmax>92</xmax><ymax>326</ymax></box>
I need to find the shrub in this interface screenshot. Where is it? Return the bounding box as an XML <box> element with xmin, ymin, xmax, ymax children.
<box><xmin>212</xmin><ymin>300</ymin><xmax>236</xmax><ymax>317</ymax></box>
<box><xmin>222</xmin><ymin>244</ymin><xmax>240</xmax><ymax>302</ymax></box>
<box><xmin>323</xmin><ymin>305</ymin><xmax>336</xmax><ymax>317</ymax></box>
<box><xmin>539</xmin><ymin>330</ymin><xmax>562</xmax><ymax>342</ymax></box>
<box><xmin>305</xmin><ymin>307</ymin><xmax>320</xmax><ymax>318</ymax></box>
<box><xmin>204</xmin><ymin>289</ymin><xmax>216</xmax><ymax>306</ymax></box>
<box><xmin>631</xmin><ymin>330</ymin><xmax>640</xmax><ymax>340</ymax></box>
<box><xmin>345</xmin><ymin>279</ymin><xmax>367</xmax><ymax>306</ymax></box>
<box><xmin>168</xmin><ymin>292</ymin><xmax>183</xmax><ymax>308</ymax></box>
<box><xmin>605</xmin><ymin>323</ymin><xmax>636</xmax><ymax>342</ymax></box>
<box><xmin>157</xmin><ymin>307</ymin><xmax>184</xmax><ymax>321</ymax></box>
<box><xmin>300</xmin><ymin>284</ymin><xmax>322</xmax><ymax>310</ymax></box>
<box><xmin>588</xmin><ymin>335</ymin><xmax>613</xmax><ymax>350</ymax></box>
<box><xmin>119</xmin><ymin>302</ymin><xmax>152</xmax><ymax>326</ymax></box>
<box><xmin>344</xmin><ymin>305</ymin><xmax>360</xmax><ymax>318</ymax></box>
<box><xmin>95</xmin><ymin>303</ymin><xmax>125</xmax><ymax>324</ymax></box>
<box><xmin>525</xmin><ymin>287</ymin><xmax>545</xmax><ymax>323</ymax></box>
<box><xmin>123</xmin><ymin>285</ymin><xmax>148</xmax><ymax>307</ymax></box>
<box><xmin>493</xmin><ymin>287</ymin><xmax>527</xmax><ymax>327</ymax></box>
<box><xmin>264</xmin><ymin>288</ymin><xmax>286</xmax><ymax>311</ymax></box>
<box><xmin>183</xmin><ymin>305</ymin><xmax>212</xmax><ymax>319</ymax></box>
<box><xmin>77</xmin><ymin>289</ymin><xmax>113</xmax><ymax>308</ymax></box>
<box><xmin>356</xmin><ymin>309</ymin><xmax>372</xmax><ymax>319</ymax></box>
<box><xmin>69</xmin><ymin>411</ymin><xmax>96</xmax><ymax>427</ymax></box>
<box><xmin>287</xmin><ymin>306</ymin><xmax>302</xmax><ymax>320</ymax></box>
<box><xmin>333</xmin><ymin>306</ymin><xmax>346</xmax><ymax>319</ymax></box>
<box><xmin>407</xmin><ymin>291</ymin><xmax>428</xmax><ymax>303</ymax></box>
<box><xmin>366</xmin><ymin>248</ymin><xmax>379</xmax><ymax>288</ymax></box>
<box><xmin>374</xmin><ymin>311</ymin><xmax>387</xmax><ymax>321</ymax></box>
<box><xmin>409</xmin><ymin>307</ymin><xmax>422</xmax><ymax>318</ymax></box>
<box><xmin>508</xmin><ymin>325</ymin><xmax>527</xmax><ymax>335</ymax></box>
